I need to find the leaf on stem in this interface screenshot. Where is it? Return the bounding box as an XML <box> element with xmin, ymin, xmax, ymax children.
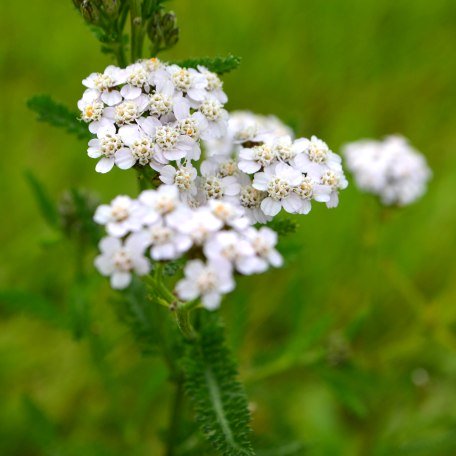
<box><xmin>181</xmin><ymin>313</ymin><xmax>255</xmax><ymax>456</ymax></box>
<box><xmin>25</xmin><ymin>171</ymin><xmax>60</xmax><ymax>229</ymax></box>
<box><xmin>171</xmin><ymin>54</ymin><xmax>241</xmax><ymax>75</ymax></box>
<box><xmin>27</xmin><ymin>95</ymin><xmax>90</xmax><ymax>140</ymax></box>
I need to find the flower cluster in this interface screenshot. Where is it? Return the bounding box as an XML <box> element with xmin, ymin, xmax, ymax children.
<box><xmin>79</xmin><ymin>59</ymin><xmax>228</xmax><ymax>173</ymax></box>
<box><xmin>342</xmin><ymin>135</ymin><xmax>431</xmax><ymax>206</ymax></box>
<box><xmin>81</xmin><ymin>61</ymin><xmax>349</xmax><ymax>307</ymax></box>
<box><xmin>94</xmin><ymin>186</ymin><xmax>282</xmax><ymax>309</ymax></box>
<box><xmin>203</xmin><ymin>111</ymin><xmax>348</xmax><ymax>223</ymax></box>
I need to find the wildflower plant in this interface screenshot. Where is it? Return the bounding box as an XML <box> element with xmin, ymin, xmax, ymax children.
<box><xmin>27</xmin><ymin>1</ymin><xmax>351</xmax><ymax>454</ymax></box>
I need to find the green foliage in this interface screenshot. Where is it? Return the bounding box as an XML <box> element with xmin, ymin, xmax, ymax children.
<box><xmin>181</xmin><ymin>313</ymin><xmax>255</xmax><ymax>456</ymax></box>
<box><xmin>266</xmin><ymin>217</ymin><xmax>299</xmax><ymax>236</ymax></box>
<box><xmin>59</xmin><ymin>188</ymin><xmax>102</xmax><ymax>246</ymax></box>
<box><xmin>25</xmin><ymin>170</ymin><xmax>60</xmax><ymax>229</ymax></box>
<box><xmin>27</xmin><ymin>95</ymin><xmax>90</xmax><ymax>140</ymax></box>
<box><xmin>0</xmin><ymin>289</ymin><xmax>67</xmax><ymax>329</ymax></box>
<box><xmin>112</xmin><ymin>277</ymin><xmax>160</xmax><ymax>355</ymax></box>
<box><xmin>163</xmin><ymin>258</ymin><xmax>185</xmax><ymax>277</ymax></box>
<box><xmin>171</xmin><ymin>54</ymin><xmax>241</xmax><ymax>75</ymax></box>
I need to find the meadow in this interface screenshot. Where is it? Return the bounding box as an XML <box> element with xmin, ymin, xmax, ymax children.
<box><xmin>1</xmin><ymin>0</ymin><xmax>456</xmax><ymax>454</ymax></box>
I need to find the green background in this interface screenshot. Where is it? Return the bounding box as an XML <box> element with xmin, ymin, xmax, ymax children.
<box><xmin>1</xmin><ymin>0</ymin><xmax>456</xmax><ymax>454</ymax></box>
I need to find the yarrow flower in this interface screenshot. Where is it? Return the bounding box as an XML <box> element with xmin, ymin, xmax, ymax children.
<box><xmin>93</xmin><ymin>187</ymin><xmax>283</xmax><ymax>310</ymax></box>
<box><xmin>79</xmin><ymin>59</ymin><xmax>228</xmax><ymax>174</ymax></box>
<box><xmin>81</xmin><ymin>62</ymin><xmax>349</xmax><ymax>310</ymax></box>
<box><xmin>342</xmin><ymin>135</ymin><xmax>431</xmax><ymax>206</ymax></box>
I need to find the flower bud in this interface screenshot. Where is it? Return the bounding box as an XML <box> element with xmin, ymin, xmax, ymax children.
<box><xmin>162</xmin><ymin>11</ymin><xmax>177</xmax><ymax>33</ymax></box>
<box><xmin>147</xmin><ymin>9</ymin><xmax>179</xmax><ymax>51</ymax></box>
<box><xmin>165</xmin><ymin>27</ymin><xmax>179</xmax><ymax>48</ymax></box>
<box><xmin>79</xmin><ymin>0</ymin><xmax>101</xmax><ymax>25</ymax></box>
<box><xmin>102</xmin><ymin>0</ymin><xmax>120</xmax><ymax>17</ymax></box>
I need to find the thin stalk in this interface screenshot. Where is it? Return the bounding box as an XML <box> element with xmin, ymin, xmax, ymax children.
<box><xmin>129</xmin><ymin>0</ymin><xmax>144</xmax><ymax>62</ymax></box>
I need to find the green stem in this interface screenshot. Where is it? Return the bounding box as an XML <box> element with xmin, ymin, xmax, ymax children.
<box><xmin>165</xmin><ymin>376</ymin><xmax>184</xmax><ymax>456</ymax></box>
<box><xmin>129</xmin><ymin>0</ymin><xmax>144</xmax><ymax>62</ymax></box>
<box><xmin>114</xmin><ymin>42</ymin><xmax>127</xmax><ymax>67</ymax></box>
<box><xmin>175</xmin><ymin>303</ymin><xmax>198</xmax><ymax>341</ymax></box>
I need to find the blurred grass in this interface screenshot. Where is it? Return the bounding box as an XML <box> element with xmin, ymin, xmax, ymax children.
<box><xmin>1</xmin><ymin>0</ymin><xmax>456</xmax><ymax>454</ymax></box>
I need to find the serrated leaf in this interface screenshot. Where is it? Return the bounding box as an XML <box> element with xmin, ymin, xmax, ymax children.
<box><xmin>27</xmin><ymin>94</ymin><xmax>90</xmax><ymax>140</ymax></box>
<box><xmin>25</xmin><ymin>170</ymin><xmax>59</xmax><ymax>228</ymax></box>
<box><xmin>171</xmin><ymin>54</ymin><xmax>241</xmax><ymax>75</ymax></box>
<box><xmin>182</xmin><ymin>313</ymin><xmax>255</xmax><ymax>456</ymax></box>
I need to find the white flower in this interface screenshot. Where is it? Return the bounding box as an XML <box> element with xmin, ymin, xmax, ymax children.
<box><xmin>194</xmin><ymin>98</ymin><xmax>228</xmax><ymax>140</ymax></box>
<box><xmin>121</xmin><ymin>62</ymin><xmax>151</xmax><ymax>99</ymax></box>
<box><xmin>203</xmin><ymin>231</ymin><xmax>255</xmax><ymax>273</ymax></box>
<box><xmin>175</xmin><ymin>259</ymin><xmax>235</xmax><ymax>310</ymax></box>
<box><xmin>158</xmin><ymin>65</ymin><xmax>208</xmax><ymax>102</ymax></box>
<box><xmin>319</xmin><ymin>164</ymin><xmax>348</xmax><ymax>208</ymax></box>
<box><xmin>94</xmin><ymin>236</ymin><xmax>150</xmax><ymax>289</ymax></box>
<box><xmin>132</xmin><ymin>220</ymin><xmax>192</xmax><ymax>261</ymax></box>
<box><xmin>115</xmin><ymin>117</ymin><xmax>164</xmax><ymax>169</ymax></box>
<box><xmin>139</xmin><ymin>185</ymin><xmax>180</xmax><ymax>221</ymax></box>
<box><xmin>270</xmin><ymin>135</ymin><xmax>297</xmax><ymax>162</ymax></box>
<box><xmin>78</xmin><ymin>89</ymin><xmax>114</xmax><ymax>134</ymax></box>
<box><xmin>87</xmin><ymin>124</ymin><xmax>124</xmax><ymax>173</ymax></box>
<box><xmin>343</xmin><ymin>135</ymin><xmax>431</xmax><ymax>206</ymax></box>
<box><xmin>208</xmin><ymin>200</ymin><xmax>249</xmax><ymax>230</ymax></box>
<box><xmin>200</xmin><ymin>160</ymin><xmax>241</xmax><ymax>201</ymax></box>
<box><xmin>203</xmin><ymin>110</ymin><xmax>293</xmax><ymax>158</ymax></box>
<box><xmin>293</xmin><ymin>136</ymin><xmax>342</xmax><ymax>174</ymax></box>
<box><xmin>293</xmin><ymin>176</ymin><xmax>331</xmax><ymax>214</ymax></box>
<box><xmin>109</xmin><ymin>96</ymin><xmax>150</xmax><ymax>126</ymax></box>
<box><xmin>239</xmin><ymin>227</ymin><xmax>283</xmax><ymax>274</ymax></box>
<box><xmin>154</xmin><ymin>125</ymin><xmax>195</xmax><ymax>161</ymax></box>
<box><xmin>82</xmin><ymin>65</ymin><xmax>126</xmax><ymax>106</ymax></box>
<box><xmin>197</xmin><ymin>65</ymin><xmax>228</xmax><ymax>103</ymax></box>
<box><xmin>253</xmin><ymin>162</ymin><xmax>303</xmax><ymax>216</ymax></box>
<box><xmin>159</xmin><ymin>164</ymin><xmax>198</xmax><ymax>200</ymax></box>
<box><xmin>168</xmin><ymin>206</ymin><xmax>223</xmax><ymax>245</ymax></box>
<box><xmin>94</xmin><ymin>195</ymin><xmax>145</xmax><ymax>237</ymax></box>
<box><xmin>238</xmin><ymin>144</ymin><xmax>276</xmax><ymax>173</ymax></box>
<box><xmin>239</xmin><ymin>184</ymin><xmax>271</xmax><ymax>224</ymax></box>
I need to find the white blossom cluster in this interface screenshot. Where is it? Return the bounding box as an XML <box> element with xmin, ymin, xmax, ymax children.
<box><xmin>79</xmin><ymin>58</ymin><xmax>228</xmax><ymax>173</ymax></box>
<box><xmin>342</xmin><ymin>135</ymin><xmax>431</xmax><ymax>206</ymax></box>
<box><xmin>81</xmin><ymin>61</ymin><xmax>349</xmax><ymax>307</ymax></box>
<box><xmin>93</xmin><ymin>186</ymin><xmax>282</xmax><ymax>309</ymax></box>
<box><xmin>201</xmin><ymin>111</ymin><xmax>348</xmax><ymax>223</ymax></box>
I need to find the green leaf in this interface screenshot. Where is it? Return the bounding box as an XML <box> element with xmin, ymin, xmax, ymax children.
<box><xmin>182</xmin><ymin>313</ymin><xmax>255</xmax><ymax>456</ymax></box>
<box><xmin>25</xmin><ymin>170</ymin><xmax>59</xmax><ymax>228</ymax></box>
<box><xmin>27</xmin><ymin>94</ymin><xmax>90</xmax><ymax>140</ymax></box>
<box><xmin>171</xmin><ymin>54</ymin><xmax>241</xmax><ymax>74</ymax></box>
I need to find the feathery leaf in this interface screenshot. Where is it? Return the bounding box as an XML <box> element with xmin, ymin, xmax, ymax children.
<box><xmin>182</xmin><ymin>313</ymin><xmax>255</xmax><ymax>456</ymax></box>
<box><xmin>27</xmin><ymin>94</ymin><xmax>90</xmax><ymax>140</ymax></box>
<box><xmin>171</xmin><ymin>54</ymin><xmax>241</xmax><ymax>74</ymax></box>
